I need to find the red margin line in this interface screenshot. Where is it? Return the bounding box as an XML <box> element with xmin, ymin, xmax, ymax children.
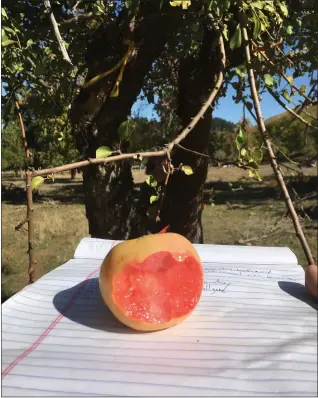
<box><xmin>2</xmin><ymin>240</ymin><xmax>117</xmax><ymax>379</ymax></box>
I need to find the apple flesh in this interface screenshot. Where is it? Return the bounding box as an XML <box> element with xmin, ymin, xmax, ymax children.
<box><xmin>99</xmin><ymin>233</ymin><xmax>204</xmax><ymax>331</ymax></box>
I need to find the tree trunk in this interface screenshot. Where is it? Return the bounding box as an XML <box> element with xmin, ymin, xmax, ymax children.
<box><xmin>70</xmin><ymin>4</ymin><xmax>181</xmax><ymax>239</ymax></box>
<box><xmin>156</xmin><ymin>28</ymin><xmax>221</xmax><ymax>243</ymax></box>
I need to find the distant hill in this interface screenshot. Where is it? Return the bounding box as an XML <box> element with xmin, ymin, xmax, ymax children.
<box><xmin>247</xmin><ymin>103</ymin><xmax>318</xmax><ymax>133</ymax></box>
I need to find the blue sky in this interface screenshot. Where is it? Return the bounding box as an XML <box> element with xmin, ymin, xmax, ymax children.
<box><xmin>3</xmin><ymin>73</ymin><xmax>311</xmax><ymax>125</ymax></box>
<box><xmin>131</xmin><ymin>74</ymin><xmax>312</xmax><ymax>125</ymax></box>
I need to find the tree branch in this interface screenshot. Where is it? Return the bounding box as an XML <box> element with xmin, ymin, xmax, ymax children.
<box><xmin>61</xmin><ymin>12</ymin><xmax>97</xmax><ymax>26</ymax></box>
<box><xmin>175</xmin><ymin>143</ymin><xmax>212</xmax><ymax>159</ymax></box>
<box><xmin>25</xmin><ymin>71</ymin><xmax>53</xmax><ymax>91</ymax></box>
<box><xmin>43</xmin><ymin>0</ymin><xmax>73</xmax><ymax>65</ymax></box>
<box><xmin>167</xmin><ymin>14</ymin><xmax>225</xmax><ymax>152</ymax></box>
<box><xmin>15</xmin><ymin>101</ymin><xmax>30</xmax><ymax>159</ymax></box>
<box><xmin>242</xmin><ymin>25</ymin><xmax>315</xmax><ymax>266</ymax></box>
<box><xmin>266</xmin><ymin>87</ymin><xmax>318</xmax><ymax>130</ymax></box>
<box><xmin>294</xmin><ymin>83</ymin><xmax>317</xmax><ymax>116</ymax></box>
<box><xmin>256</xmin><ymin>46</ymin><xmax>315</xmax><ymax>105</ymax></box>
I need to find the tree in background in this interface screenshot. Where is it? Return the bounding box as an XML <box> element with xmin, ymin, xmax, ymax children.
<box><xmin>1</xmin><ymin>0</ymin><xmax>317</xmax><ymax>243</ymax></box>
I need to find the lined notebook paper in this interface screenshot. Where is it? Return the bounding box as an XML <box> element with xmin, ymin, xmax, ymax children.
<box><xmin>2</xmin><ymin>238</ymin><xmax>317</xmax><ymax>396</ymax></box>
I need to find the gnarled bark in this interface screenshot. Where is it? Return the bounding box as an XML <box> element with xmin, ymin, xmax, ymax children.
<box><xmin>70</xmin><ymin>4</ymin><xmax>181</xmax><ymax>239</ymax></box>
<box><xmin>157</xmin><ymin>27</ymin><xmax>221</xmax><ymax>243</ymax></box>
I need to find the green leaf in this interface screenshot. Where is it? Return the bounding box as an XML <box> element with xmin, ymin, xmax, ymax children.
<box><xmin>3</xmin><ymin>26</ymin><xmax>15</xmax><ymax>34</ymax></box>
<box><xmin>150</xmin><ymin>195</ymin><xmax>159</xmax><ymax>204</ymax></box>
<box><xmin>286</xmin><ymin>25</ymin><xmax>293</xmax><ymax>35</ymax></box>
<box><xmin>252</xmin><ymin>148</ymin><xmax>263</xmax><ymax>164</ymax></box>
<box><xmin>299</xmin><ymin>84</ymin><xmax>306</xmax><ymax>95</ymax></box>
<box><xmin>2</xmin><ymin>8</ymin><xmax>8</xmax><ymax>18</ymax></box>
<box><xmin>146</xmin><ymin>175</ymin><xmax>158</xmax><ymax>188</ymax></box>
<box><xmin>245</xmin><ymin>101</ymin><xmax>253</xmax><ymax>111</ymax></box>
<box><xmin>253</xmin><ymin>15</ymin><xmax>261</xmax><ymax>39</ymax></box>
<box><xmin>170</xmin><ymin>1</ymin><xmax>191</xmax><ymax>9</ymax></box>
<box><xmin>229</xmin><ymin>24</ymin><xmax>242</xmax><ymax>50</ymax></box>
<box><xmin>264</xmin><ymin>74</ymin><xmax>274</xmax><ymax>86</ymax></box>
<box><xmin>125</xmin><ymin>0</ymin><xmax>132</xmax><ymax>9</ymax></box>
<box><xmin>235</xmin><ymin>64</ymin><xmax>247</xmax><ymax>78</ymax></box>
<box><xmin>235</xmin><ymin>126</ymin><xmax>248</xmax><ymax>150</ymax></box>
<box><xmin>96</xmin><ymin>146</ymin><xmax>113</xmax><ymax>158</ymax></box>
<box><xmin>26</xmin><ymin>39</ymin><xmax>34</xmax><ymax>47</ymax></box>
<box><xmin>181</xmin><ymin>165</ymin><xmax>194</xmax><ymax>175</ymax></box>
<box><xmin>31</xmin><ymin>176</ymin><xmax>44</xmax><ymax>191</ymax></box>
<box><xmin>222</xmin><ymin>24</ymin><xmax>229</xmax><ymax>41</ymax></box>
<box><xmin>264</xmin><ymin>3</ymin><xmax>275</xmax><ymax>12</ymax></box>
<box><xmin>241</xmin><ymin>148</ymin><xmax>247</xmax><ymax>157</ymax></box>
<box><xmin>2</xmin><ymin>39</ymin><xmax>16</xmax><ymax>47</ymax></box>
<box><xmin>282</xmin><ymin>89</ymin><xmax>292</xmax><ymax>103</ymax></box>
<box><xmin>250</xmin><ymin>1</ymin><xmax>264</xmax><ymax>9</ymax></box>
<box><xmin>248</xmin><ymin>169</ymin><xmax>262</xmax><ymax>181</ymax></box>
<box><xmin>278</xmin><ymin>2</ymin><xmax>288</xmax><ymax>16</ymax></box>
<box><xmin>285</xmin><ymin>75</ymin><xmax>294</xmax><ymax>85</ymax></box>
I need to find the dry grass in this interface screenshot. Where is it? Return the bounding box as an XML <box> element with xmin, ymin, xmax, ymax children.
<box><xmin>2</xmin><ymin>165</ymin><xmax>317</xmax><ymax>301</ymax></box>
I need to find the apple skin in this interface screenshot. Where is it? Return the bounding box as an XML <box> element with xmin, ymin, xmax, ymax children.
<box><xmin>99</xmin><ymin>233</ymin><xmax>204</xmax><ymax>331</ymax></box>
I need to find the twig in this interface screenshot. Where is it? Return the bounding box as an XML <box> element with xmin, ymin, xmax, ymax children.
<box><xmin>156</xmin><ymin>157</ymin><xmax>173</xmax><ymax>223</ymax></box>
<box><xmin>242</xmin><ymin>25</ymin><xmax>315</xmax><ymax>266</ymax></box>
<box><xmin>26</xmin><ymin>172</ymin><xmax>36</xmax><ymax>284</ymax></box>
<box><xmin>294</xmin><ymin>83</ymin><xmax>317</xmax><ymax>116</ymax></box>
<box><xmin>289</xmin><ymin>186</ymin><xmax>311</xmax><ymax>221</ymax></box>
<box><xmin>15</xmin><ymin>217</ymin><xmax>29</xmax><ymax>231</ymax></box>
<box><xmin>279</xmin><ymin>162</ymin><xmax>303</xmax><ymax>175</ymax></box>
<box><xmin>33</xmin><ymin>151</ymin><xmax>166</xmax><ymax>177</ymax></box>
<box><xmin>167</xmin><ymin>14</ymin><xmax>225</xmax><ymax>152</ymax></box>
<box><xmin>256</xmin><ymin>46</ymin><xmax>315</xmax><ymax>105</ymax></box>
<box><xmin>43</xmin><ymin>0</ymin><xmax>73</xmax><ymax>65</ymax></box>
<box><xmin>176</xmin><ymin>143</ymin><xmax>212</xmax><ymax>159</ymax></box>
<box><xmin>25</xmin><ymin>71</ymin><xmax>53</xmax><ymax>92</ymax></box>
<box><xmin>266</xmin><ymin>86</ymin><xmax>318</xmax><ymax>130</ymax></box>
<box><xmin>294</xmin><ymin>192</ymin><xmax>318</xmax><ymax>203</ymax></box>
<box><xmin>15</xmin><ymin>101</ymin><xmax>30</xmax><ymax>159</ymax></box>
<box><xmin>61</xmin><ymin>12</ymin><xmax>95</xmax><ymax>26</ymax></box>
<box><xmin>72</xmin><ymin>0</ymin><xmax>81</xmax><ymax>13</ymax></box>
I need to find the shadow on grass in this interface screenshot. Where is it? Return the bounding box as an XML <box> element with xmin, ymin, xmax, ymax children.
<box><xmin>2</xmin><ymin>174</ymin><xmax>317</xmax><ymax>210</ymax></box>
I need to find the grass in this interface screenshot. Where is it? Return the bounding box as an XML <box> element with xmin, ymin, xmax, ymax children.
<box><xmin>2</xmin><ymin>164</ymin><xmax>317</xmax><ymax>302</ymax></box>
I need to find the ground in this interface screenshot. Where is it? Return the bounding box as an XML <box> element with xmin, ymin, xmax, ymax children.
<box><xmin>2</xmin><ymin>164</ymin><xmax>317</xmax><ymax>302</ymax></box>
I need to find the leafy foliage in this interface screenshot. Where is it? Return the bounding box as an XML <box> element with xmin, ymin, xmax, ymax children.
<box><xmin>1</xmin><ymin>0</ymin><xmax>317</xmax><ymax>187</ymax></box>
<box><xmin>1</xmin><ymin>121</ymin><xmax>27</xmax><ymax>171</ymax></box>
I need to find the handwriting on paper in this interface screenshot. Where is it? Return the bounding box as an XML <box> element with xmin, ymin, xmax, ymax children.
<box><xmin>204</xmin><ymin>266</ymin><xmax>296</xmax><ymax>282</ymax></box>
<box><xmin>203</xmin><ymin>279</ymin><xmax>231</xmax><ymax>295</ymax></box>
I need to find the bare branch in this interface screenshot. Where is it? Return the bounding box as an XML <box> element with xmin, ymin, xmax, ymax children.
<box><xmin>266</xmin><ymin>87</ymin><xmax>318</xmax><ymax>130</ymax></box>
<box><xmin>156</xmin><ymin>157</ymin><xmax>173</xmax><ymax>223</ymax></box>
<box><xmin>15</xmin><ymin>101</ymin><xmax>30</xmax><ymax>159</ymax></box>
<box><xmin>15</xmin><ymin>217</ymin><xmax>28</xmax><ymax>231</ymax></box>
<box><xmin>43</xmin><ymin>0</ymin><xmax>73</xmax><ymax>65</ymax></box>
<box><xmin>72</xmin><ymin>0</ymin><xmax>81</xmax><ymax>13</ymax></box>
<box><xmin>294</xmin><ymin>83</ymin><xmax>317</xmax><ymax>117</ymax></box>
<box><xmin>259</xmin><ymin>50</ymin><xmax>315</xmax><ymax>105</ymax></box>
<box><xmin>26</xmin><ymin>172</ymin><xmax>36</xmax><ymax>284</ymax></box>
<box><xmin>242</xmin><ymin>25</ymin><xmax>315</xmax><ymax>266</ymax></box>
<box><xmin>61</xmin><ymin>12</ymin><xmax>96</xmax><ymax>26</ymax></box>
<box><xmin>25</xmin><ymin>71</ymin><xmax>53</xmax><ymax>92</ymax></box>
<box><xmin>167</xmin><ymin>14</ymin><xmax>225</xmax><ymax>152</ymax></box>
<box><xmin>32</xmin><ymin>17</ymin><xmax>226</xmax><ymax>179</ymax></box>
<box><xmin>176</xmin><ymin>144</ymin><xmax>211</xmax><ymax>159</ymax></box>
